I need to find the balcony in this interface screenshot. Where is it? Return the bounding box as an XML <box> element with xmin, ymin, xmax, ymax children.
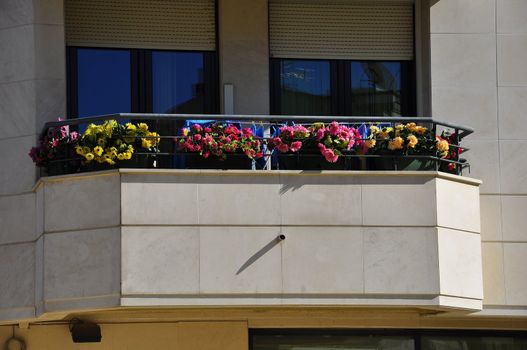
<box><xmin>25</xmin><ymin>115</ymin><xmax>483</xmax><ymax>321</ymax></box>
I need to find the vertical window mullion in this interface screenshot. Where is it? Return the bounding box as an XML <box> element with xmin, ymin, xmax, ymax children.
<box><xmin>66</xmin><ymin>47</ymin><xmax>79</xmax><ymax>118</ymax></box>
<box><xmin>143</xmin><ymin>50</ymin><xmax>153</xmax><ymax>113</ymax></box>
<box><xmin>269</xmin><ymin>58</ymin><xmax>281</xmax><ymax>115</ymax></box>
<box><xmin>203</xmin><ymin>51</ymin><xmax>219</xmax><ymax>114</ymax></box>
<box><xmin>130</xmin><ymin>49</ymin><xmax>140</xmax><ymax>113</ymax></box>
<box><xmin>330</xmin><ymin>60</ymin><xmax>341</xmax><ymax>115</ymax></box>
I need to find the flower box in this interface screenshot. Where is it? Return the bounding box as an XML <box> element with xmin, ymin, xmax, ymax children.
<box><xmin>278</xmin><ymin>152</ymin><xmax>360</xmax><ymax>170</ymax></box>
<box><xmin>182</xmin><ymin>154</ymin><xmax>253</xmax><ymax>170</ymax></box>
<box><xmin>372</xmin><ymin>157</ymin><xmax>437</xmax><ymax>171</ymax></box>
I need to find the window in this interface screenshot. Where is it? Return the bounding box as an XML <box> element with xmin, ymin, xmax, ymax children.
<box><xmin>277</xmin><ymin>60</ymin><xmax>332</xmax><ymax>116</ymax></box>
<box><xmin>67</xmin><ymin>48</ymin><xmax>218</xmax><ymax>117</ymax></box>
<box><xmin>269</xmin><ymin>0</ymin><xmax>416</xmax><ymax>116</ymax></box>
<box><xmin>251</xmin><ymin>331</ymin><xmax>527</xmax><ymax>350</ymax></box>
<box><xmin>271</xmin><ymin>59</ymin><xmax>415</xmax><ymax>116</ymax></box>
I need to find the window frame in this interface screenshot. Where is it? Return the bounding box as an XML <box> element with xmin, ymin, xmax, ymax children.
<box><xmin>66</xmin><ymin>46</ymin><xmax>219</xmax><ymax>118</ymax></box>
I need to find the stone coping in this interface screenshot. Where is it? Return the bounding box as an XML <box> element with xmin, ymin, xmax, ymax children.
<box><xmin>33</xmin><ymin>168</ymin><xmax>482</xmax><ymax>191</ymax></box>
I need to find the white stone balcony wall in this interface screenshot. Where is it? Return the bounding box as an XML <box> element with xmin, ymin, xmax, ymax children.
<box><xmin>2</xmin><ymin>168</ymin><xmax>482</xmax><ymax>322</ymax></box>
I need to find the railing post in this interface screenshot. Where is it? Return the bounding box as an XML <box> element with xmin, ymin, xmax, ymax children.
<box><xmin>264</xmin><ymin>123</ymin><xmax>272</xmax><ymax>170</ymax></box>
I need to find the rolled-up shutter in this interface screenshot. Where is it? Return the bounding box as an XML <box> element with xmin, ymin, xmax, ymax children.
<box><xmin>65</xmin><ymin>0</ymin><xmax>216</xmax><ymax>51</ymax></box>
<box><xmin>269</xmin><ymin>0</ymin><xmax>414</xmax><ymax>60</ymax></box>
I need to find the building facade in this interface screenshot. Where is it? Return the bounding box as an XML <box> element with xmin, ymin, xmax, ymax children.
<box><xmin>0</xmin><ymin>0</ymin><xmax>526</xmax><ymax>349</ymax></box>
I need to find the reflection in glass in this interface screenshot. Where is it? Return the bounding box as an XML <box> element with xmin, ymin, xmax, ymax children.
<box><xmin>252</xmin><ymin>334</ymin><xmax>414</xmax><ymax>350</ymax></box>
<box><xmin>77</xmin><ymin>49</ymin><xmax>131</xmax><ymax>117</ymax></box>
<box><xmin>422</xmin><ymin>336</ymin><xmax>527</xmax><ymax>350</ymax></box>
<box><xmin>280</xmin><ymin>60</ymin><xmax>331</xmax><ymax>115</ymax></box>
<box><xmin>152</xmin><ymin>51</ymin><xmax>205</xmax><ymax>113</ymax></box>
<box><xmin>351</xmin><ymin>61</ymin><xmax>402</xmax><ymax>116</ymax></box>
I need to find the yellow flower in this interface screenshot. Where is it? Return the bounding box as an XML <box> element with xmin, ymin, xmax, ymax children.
<box><xmin>182</xmin><ymin>128</ymin><xmax>189</xmax><ymax>136</ymax></box>
<box><xmin>126</xmin><ymin>123</ymin><xmax>137</xmax><ymax>132</ymax></box>
<box><xmin>105</xmin><ymin>157</ymin><xmax>115</xmax><ymax>165</ymax></box>
<box><xmin>437</xmin><ymin>139</ymin><xmax>450</xmax><ymax>153</ymax></box>
<box><xmin>83</xmin><ymin>146</ymin><xmax>91</xmax><ymax>154</ymax></box>
<box><xmin>117</xmin><ymin>153</ymin><xmax>126</xmax><ymax>161</ymax></box>
<box><xmin>149</xmin><ymin>132</ymin><xmax>160</xmax><ymax>145</ymax></box>
<box><xmin>388</xmin><ymin>136</ymin><xmax>404</xmax><ymax>150</ymax></box>
<box><xmin>75</xmin><ymin>146</ymin><xmax>84</xmax><ymax>156</ymax></box>
<box><xmin>142</xmin><ymin>138</ymin><xmax>152</xmax><ymax>149</ymax></box>
<box><xmin>365</xmin><ymin>139</ymin><xmax>376</xmax><ymax>148</ymax></box>
<box><xmin>93</xmin><ymin>146</ymin><xmax>104</xmax><ymax>156</ymax></box>
<box><xmin>395</xmin><ymin>124</ymin><xmax>404</xmax><ymax>131</ymax></box>
<box><xmin>377</xmin><ymin>131</ymin><xmax>390</xmax><ymax>140</ymax></box>
<box><xmin>124</xmin><ymin>151</ymin><xmax>132</xmax><ymax>160</ymax></box>
<box><xmin>370</xmin><ymin>125</ymin><xmax>380</xmax><ymax>133</ymax></box>
<box><xmin>406</xmin><ymin>122</ymin><xmax>417</xmax><ymax>132</ymax></box>
<box><xmin>138</xmin><ymin>123</ymin><xmax>149</xmax><ymax>132</ymax></box>
<box><xmin>407</xmin><ymin>135</ymin><xmax>418</xmax><ymax>148</ymax></box>
<box><xmin>97</xmin><ymin>138</ymin><xmax>106</xmax><ymax>146</ymax></box>
<box><xmin>414</xmin><ymin>126</ymin><xmax>427</xmax><ymax>135</ymax></box>
<box><xmin>128</xmin><ymin>145</ymin><xmax>134</xmax><ymax>152</ymax></box>
<box><xmin>85</xmin><ymin>153</ymin><xmax>94</xmax><ymax>161</ymax></box>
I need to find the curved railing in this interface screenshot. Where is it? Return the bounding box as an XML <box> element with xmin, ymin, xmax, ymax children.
<box><xmin>32</xmin><ymin>113</ymin><xmax>473</xmax><ymax>176</ymax></box>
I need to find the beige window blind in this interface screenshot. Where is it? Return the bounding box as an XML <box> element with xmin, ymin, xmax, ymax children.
<box><xmin>65</xmin><ymin>0</ymin><xmax>216</xmax><ymax>51</ymax></box>
<box><xmin>269</xmin><ymin>0</ymin><xmax>414</xmax><ymax>60</ymax></box>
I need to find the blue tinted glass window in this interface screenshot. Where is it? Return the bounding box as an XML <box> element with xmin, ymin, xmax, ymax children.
<box><xmin>77</xmin><ymin>49</ymin><xmax>131</xmax><ymax>117</ymax></box>
<box><xmin>280</xmin><ymin>60</ymin><xmax>331</xmax><ymax>115</ymax></box>
<box><xmin>351</xmin><ymin>61</ymin><xmax>403</xmax><ymax>116</ymax></box>
<box><xmin>152</xmin><ymin>51</ymin><xmax>205</xmax><ymax>113</ymax></box>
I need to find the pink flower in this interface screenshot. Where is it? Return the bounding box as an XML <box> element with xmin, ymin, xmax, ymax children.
<box><xmin>290</xmin><ymin>141</ymin><xmax>302</xmax><ymax>152</ymax></box>
<box><xmin>242</xmin><ymin>128</ymin><xmax>253</xmax><ymax>136</ymax></box>
<box><xmin>204</xmin><ymin>127</ymin><xmax>212</xmax><ymax>133</ymax></box>
<box><xmin>202</xmin><ymin>151</ymin><xmax>210</xmax><ymax>159</ymax></box>
<box><xmin>322</xmin><ymin>149</ymin><xmax>338</xmax><ymax>163</ymax></box>
<box><xmin>316</xmin><ymin>128</ymin><xmax>325</xmax><ymax>141</ymax></box>
<box><xmin>277</xmin><ymin>143</ymin><xmax>289</xmax><ymax>153</ymax></box>
<box><xmin>193</xmin><ymin>134</ymin><xmax>202</xmax><ymax>141</ymax></box>
<box><xmin>328</xmin><ymin>121</ymin><xmax>340</xmax><ymax>136</ymax></box>
<box><xmin>70</xmin><ymin>131</ymin><xmax>79</xmax><ymax>141</ymax></box>
<box><xmin>191</xmin><ymin>124</ymin><xmax>202</xmax><ymax>132</ymax></box>
<box><xmin>318</xmin><ymin>143</ymin><xmax>338</xmax><ymax>163</ymax></box>
<box><xmin>272</xmin><ymin>137</ymin><xmax>283</xmax><ymax>146</ymax></box>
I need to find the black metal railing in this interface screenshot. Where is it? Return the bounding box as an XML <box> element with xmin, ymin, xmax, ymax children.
<box><xmin>36</xmin><ymin>113</ymin><xmax>473</xmax><ymax>176</ymax></box>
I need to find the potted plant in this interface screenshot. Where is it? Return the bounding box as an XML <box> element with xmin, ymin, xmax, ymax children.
<box><xmin>74</xmin><ymin>120</ymin><xmax>160</xmax><ymax>171</ymax></box>
<box><xmin>29</xmin><ymin>120</ymin><xmax>80</xmax><ymax>176</ymax></box>
<box><xmin>436</xmin><ymin>131</ymin><xmax>466</xmax><ymax>174</ymax></box>
<box><xmin>177</xmin><ymin>123</ymin><xmax>263</xmax><ymax>169</ymax></box>
<box><xmin>364</xmin><ymin>122</ymin><xmax>438</xmax><ymax>170</ymax></box>
<box><xmin>271</xmin><ymin>122</ymin><xmax>364</xmax><ymax>170</ymax></box>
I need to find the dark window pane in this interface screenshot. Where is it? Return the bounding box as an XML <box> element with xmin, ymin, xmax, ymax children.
<box><xmin>252</xmin><ymin>334</ymin><xmax>414</xmax><ymax>350</ymax></box>
<box><xmin>422</xmin><ymin>336</ymin><xmax>527</xmax><ymax>350</ymax></box>
<box><xmin>77</xmin><ymin>49</ymin><xmax>131</xmax><ymax>117</ymax></box>
<box><xmin>280</xmin><ymin>60</ymin><xmax>331</xmax><ymax>115</ymax></box>
<box><xmin>351</xmin><ymin>61</ymin><xmax>403</xmax><ymax>116</ymax></box>
<box><xmin>152</xmin><ymin>51</ymin><xmax>206</xmax><ymax>114</ymax></box>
